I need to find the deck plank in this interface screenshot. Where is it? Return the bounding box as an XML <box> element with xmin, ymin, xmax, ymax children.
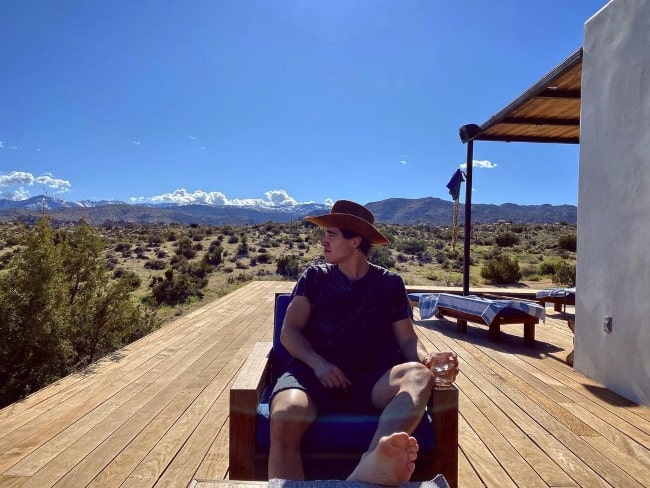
<box><xmin>0</xmin><ymin>281</ymin><xmax>648</xmax><ymax>487</ymax></box>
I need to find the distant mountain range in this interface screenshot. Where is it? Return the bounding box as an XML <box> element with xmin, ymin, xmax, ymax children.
<box><xmin>0</xmin><ymin>195</ymin><xmax>577</xmax><ymax>226</ymax></box>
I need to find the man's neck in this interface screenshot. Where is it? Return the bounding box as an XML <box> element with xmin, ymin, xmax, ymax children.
<box><xmin>337</xmin><ymin>257</ymin><xmax>370</xmax><ymax>281</ymax></box>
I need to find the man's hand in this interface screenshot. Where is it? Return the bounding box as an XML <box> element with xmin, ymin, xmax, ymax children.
<box><xmin>313</xmin><ymin>360</ymin><xmax>352</xmax><ymax>390</ymax></box>
<box><xmin>423</xmin><ymin>351</ymin><xmax>459</xmax><ymax>374</ymax></box>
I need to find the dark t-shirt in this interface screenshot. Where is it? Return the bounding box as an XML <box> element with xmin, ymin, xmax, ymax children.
<box><xmin>293</xmin><ymin>263</ymin><xmax>411</xmax><ymax>375</ymax></box>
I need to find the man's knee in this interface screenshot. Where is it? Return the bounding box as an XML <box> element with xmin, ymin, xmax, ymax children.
<box><xmin>402</xmin><ymin>361</ymin><xmax>436</xmax><ymax>393</ymax></box>
<box><xmin>270</xmin><ymin>389</ymin><xmax>317</xmax><ymax>425</ymax></box>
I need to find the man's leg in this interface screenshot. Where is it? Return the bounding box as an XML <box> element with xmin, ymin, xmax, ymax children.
<box><xmin>268</xmin><ymin>388</ymin><xmax>316</xmax><ymax>480</ymax></box>
<box><xmin>347</xmin><ymin>362</ymin><xmax>434</xmax><ymax>485</ymax></box>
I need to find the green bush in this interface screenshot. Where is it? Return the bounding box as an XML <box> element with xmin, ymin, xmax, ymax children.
<box><xmin>480</xmin><ymin>254</ymin><xmax>522</xmax><ymax>284</ymax></box>
<box><xmin>538</xmin><ymin>258</ymin><xmax>561</xmax><ymax>275</ymax></box>
<box><xmin>175</xmin><ymin>237</ymin><xmax>196</xmax><ymax>259</ymax></box>
<box><xmin>553</xmin><ymin>261</ymin><xmax>576</xmax><ymax>287</ymax></box>
<box><xmin>369</xmin><ymin>246</ymin><xmax>395</xmax><ymax>269</ymax></box>
<box><xmin>276</xmin><ymin>255</ymin><xmax>302</xmax><ymax>279</ymax></box>
<box><xmin>494</xmin><ymin>231</ymin><xmax>519</xmax><ymax>247</ymax></box>
<box><xmin>395</xmin><ymin>238</ymin><xmax>428</xmax><ymax>255</ymax></box>
<box><xmin>558</xmin><ymin>234</ymin><xmax>577</xmax><ymax>252</ymax></box>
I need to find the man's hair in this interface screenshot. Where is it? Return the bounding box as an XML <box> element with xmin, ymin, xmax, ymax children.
<box><xmin>340</xmin><ymin>228</ymin><xmax>371</xmax><ymax>256</ymax></box>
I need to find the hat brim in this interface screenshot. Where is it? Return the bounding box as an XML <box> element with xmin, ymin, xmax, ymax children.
<box><xmin>305</xmin><ymin>213</ymin><xmax>390</xmax><ymax>246</ymax></box>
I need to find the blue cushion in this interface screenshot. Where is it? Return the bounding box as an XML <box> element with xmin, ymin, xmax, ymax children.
<box><xmin>270</xmin><ymin>294</ymin><xmax>293</xmax><ymax>380</ymax></box>
<box><xmin>258</xmin><ymin>293</ymin><xmax>435</xmax><ymax>454</ymax></box>
<box><xmin>256</xmin><ymin>386</ymin><xmax>435</xmax><ymax>453</ymax></box>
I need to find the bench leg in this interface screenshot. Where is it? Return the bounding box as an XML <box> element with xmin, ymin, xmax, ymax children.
<box><xmin>456</xmin><ymin>319</ymin><xmax>467</xmax><ymax>334</ymax></box>
<box><xmin>554</xmin><ymin>302</ymin><xmax>563</xmax><ymax>312</ymax></box>
<box><xmin>524</xmin><ymin>322</ymin><xmax>535</xmax><ymax>345</ymax></box>
<box><xmin>488</xmin><ymin>323</ymin><xmax>500</xmax><ymax>342</ymax></box>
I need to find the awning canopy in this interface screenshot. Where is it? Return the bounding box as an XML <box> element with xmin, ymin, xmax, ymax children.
<box><xmin>457</xmin><ymin>48</ymin><xmax>582</xmax><ymax>295</ymax></box>
<box><xmin>460</xmin><ymin>48</ymin><xmax>582</xmax><ymax>145</ymax></box>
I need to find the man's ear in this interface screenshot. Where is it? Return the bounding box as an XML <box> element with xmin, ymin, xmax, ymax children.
<box><xmin>352</xmin><ymin>235</ymin><xmax>363</xmax><ymax>249</ymax></box>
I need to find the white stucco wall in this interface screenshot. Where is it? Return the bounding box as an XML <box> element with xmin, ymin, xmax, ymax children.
<box><xmin>576</xmin><ymin>0</ymin><xmax>650</xmax><ymax>406</ymax></box>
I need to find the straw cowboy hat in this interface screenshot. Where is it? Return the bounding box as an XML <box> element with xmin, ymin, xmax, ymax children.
<box><xmin>305</xmin><ymin>200</ymin><xmax>390</xmax><ymax>246</ymax></box>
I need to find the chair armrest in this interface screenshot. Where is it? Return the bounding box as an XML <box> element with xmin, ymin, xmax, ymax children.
<box><xmin>428</xmin><ymin>385</ymin><xmax>459</xmax><ymax>488</ymax></box>
<box><xmin>229</xmin><ymin>341</ymin><xmax>272</xmax><ymax>480</ymax></box>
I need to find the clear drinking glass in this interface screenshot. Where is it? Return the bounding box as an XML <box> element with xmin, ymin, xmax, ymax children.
<box><xmin>429</xmin><ymin>352</ymin><xmax>458</xmax><ymax>386</ymax></box>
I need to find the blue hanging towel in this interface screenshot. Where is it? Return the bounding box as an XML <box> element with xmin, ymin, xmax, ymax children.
<box><xmin>446</xmin><ymin>169</ymin><xmax>465</xmax><ymax>201</ymax></box>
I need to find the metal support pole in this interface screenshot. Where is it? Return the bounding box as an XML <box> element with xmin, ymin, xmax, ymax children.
<box><xmin>463</xmin><ymin>141</ymin><xmax>473</xmax><ymax>296</ymax></box>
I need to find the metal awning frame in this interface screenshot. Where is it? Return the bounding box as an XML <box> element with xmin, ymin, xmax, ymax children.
<box><xmin>457</xmin><ymin>48</ymin><xmax>582</xmax><ymax>295</ymax></box>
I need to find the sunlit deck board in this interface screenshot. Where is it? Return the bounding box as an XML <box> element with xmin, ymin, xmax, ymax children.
<box><xmin>0</xmin><ymin>280</ymin><xmax>648</xmax><ymax>488</ymax></box>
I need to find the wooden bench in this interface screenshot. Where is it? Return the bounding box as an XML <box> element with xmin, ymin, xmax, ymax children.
<box><xmin>411</xmin><ymin>293</ymin><xmax>544</xmax><ymax>346</ymax></box>
<box><xmin>535</xmin><ymin>288</ymin><xmax>575</xmax><ymax>315</ymax></box>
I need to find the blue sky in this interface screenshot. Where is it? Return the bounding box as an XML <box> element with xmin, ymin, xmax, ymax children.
<box><xmin>1</xmin><ymin>0</ymin><xmax>607</xmax><ymax>208</ymax></box>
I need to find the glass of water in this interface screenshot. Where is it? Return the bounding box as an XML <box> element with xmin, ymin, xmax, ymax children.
<box><xmin>428</xmin><ymin>352</ymin><xmax>459</xmax><ymax>386</ymax></box>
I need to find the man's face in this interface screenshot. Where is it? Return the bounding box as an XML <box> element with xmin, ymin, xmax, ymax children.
<box><xmin>320</xmin><ymin>226</ymin><xmax>357</xmax><ymax>264</ymax></box>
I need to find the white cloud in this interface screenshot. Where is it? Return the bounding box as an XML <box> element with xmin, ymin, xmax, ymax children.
<box><xmin>132</xmin><ymin>141</ymin><xmax>141</xmax><ymax>145</ymax></box>
<box><xmin>460</xmin><ymin>159</ymin><xmax>498</xmax><ymax>169</ymax></box>
<box><xmin>0</xmin><ymin>141</ymin><xmax>4</xmax><ymax>148</ymax></box>
<box><xmin>0</xmin><ymin>171</ymin><xmax>34</xmax><ymax>186</ymax></box>
<box><xmin>146</xmin><ymin>188</ymin><xmax>316</xmax><ymax>207</ymax></box>
<box><xmin>0</xmin><ymin>188</ymin><xmax>31</xmax><ymax>201</ymax></box>
<box><xmin>188</xmin><ymin>135</ymin><xmax>198</xmax><ymax>141</ymax></box>
<box><xmin>150</xmin><ymin>188</ymin><xmax>228</xmax><ymax>205</ymax></box>
<box><xmin>0</xmin><ymin>171</ymin><xmax>72</xmax><ymax>200</ymax></box>
<box><xmin>400</xmin><ymin>160</ymin><xmax>407</xmax><ymax>165</ymax></box>
<box><xmin>35</xmin><ymin>174</ymin><xmax>72</xmax><ymax>192</ymax></box>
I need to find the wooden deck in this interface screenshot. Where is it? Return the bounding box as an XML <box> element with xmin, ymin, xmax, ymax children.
<box><xmin>0</xmin><ymin>281</ymin><xmax>648</xmax><ymax>487</ymax></box>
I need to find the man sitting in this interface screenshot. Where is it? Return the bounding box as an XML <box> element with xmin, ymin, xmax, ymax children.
<box><xmin>268</xmin><ymin>200</ymin><xmax>458</xmax><ymax>486</ymax></box>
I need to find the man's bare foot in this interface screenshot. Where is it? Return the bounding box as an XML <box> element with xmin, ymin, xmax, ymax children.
<box><xmin>347</xmin><ymin>432</ymin><xmax>418</xmax><ymax>486</ymax></box>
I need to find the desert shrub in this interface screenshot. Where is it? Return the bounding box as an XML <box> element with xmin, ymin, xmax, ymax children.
<box><xmin>553</xmin><ymin>261</ymin><xmax>576</xmax><ymax>287</ymax></box>
<box><xmin>114</xmin><ymin>242</ymin><xmax>131</xmax><ymax>252</ymax></box>
<box><xmin>369</xmin><ymin>246</ymin><xmax>395</xmax><ymax>269</ymax></box>
<box><xmin>105</xmin><ymin>255</ymin><xmax>119</xmax><ymax>270</ymax></box>
<box><xmin>175</xmin><ymin>237</ymin><xmax>196</xmax><ymax>259</ymax></box>
<box><xmin>148</xmin><ymin>269</ymin><xmax>205</xmax><ymax>306</ymax></box>
<box><xmin>480</xmin><ymin>254</ymin><xmax>522</xmax><ymax>284</ymax></box>
<box><xmin>520</xmin><ymin>264</ymin><xmax>539</xmax><ymax>279</ymax></box>
<box><xmin>395</xmin><ymin>238</ymin><xmax>428</xmax><ymax>255</ymax></box>
<box><xmin>112</xmin><ymin>269</ymin><xmax>142</xmax><ymax>290</ymax></box>
<box><xmin>276</xmin><ymin>255</ymin><xmax>302</xmax><ymax>279</ymax></box>
<box><xmin>494</xmin><ymin>231</ymin><xmax>519</xmax><ymax>247</ymax></box>
<box><xmin>144</xmin><ymin>259</ymin><xmax>167</xmax><ymax>270</ymax></box>
<box><xmin>558</xmin><ymin>234</ymin><xmax>577</xmax><ymax>252</ymax></box>
<box><xmin>237</xmin><ymin>235</ymin><xmax>250</xmax><ymax>256</ymax></box>
<box><xmin>204</xmin><ymin>243</ymin><xmax>223</xmax><ymax>266</ymax></box>
<box><xmin>147</xmin><ymin>233</ymin><xmax>163</xmax><ymax>246</ymax></box>
<box><xmin>538</xmin><ymin>258</ymin><xmax>561</xmax><ymax>275</ymax></box>
<box><xmin>227</xmin><ymin>235</ymin><xmax>239</xmax><ymax>244</ymax></box>
<box><xmin>188</xmin><ymin>261</ymin><xmax>213</xmax><ymax>279</ymax></box>
<box><xmin>256</xmin><ymin>252</ymin><xmax>272</xmax><ymax>264</ymax></box>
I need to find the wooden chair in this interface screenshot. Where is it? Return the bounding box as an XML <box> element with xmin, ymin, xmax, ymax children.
<box><xmin>229</xmin><ymin>293</ymin><xmax>459</xmax><ymax>487</ymax></box>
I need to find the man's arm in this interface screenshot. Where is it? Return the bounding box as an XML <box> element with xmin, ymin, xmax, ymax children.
<box><xmin>392</xmin><ymin>317</ymin><xmax>430</xmax><ymax>363</ymax></box>
<box><xmin>280</xmin><ymin>295</ymin><xmax>352</xmax><ymax>390</ymax></box>
<box><xmin>394</xmin><ymin>317</ymin><xmax>460</xmax><ymax>373</ymax></box>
